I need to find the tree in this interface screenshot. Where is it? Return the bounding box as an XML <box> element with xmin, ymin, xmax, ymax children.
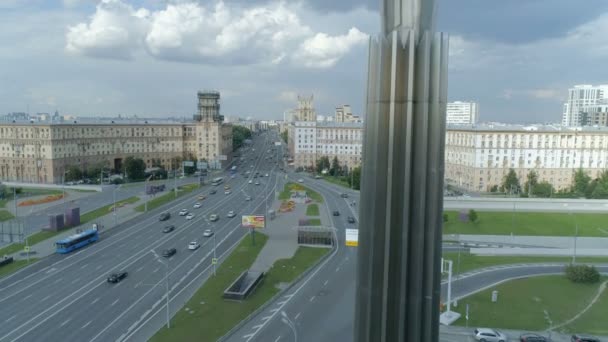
<box><xmin>330</xmin><ymin>156</ymin><xmax>340</xmax><ymax>176</ymax></box>
<box><xmin>316</xmin><ymin>156</ymin><xmax>330</xmax><ymax>174</ymax></box>
<box><xmin>532</xmin><ymin>181</ymin><xmax>554</xmax><ymax>198</ymax></box>
<box><xmin>468</xmin><ymin>209</ymin><xmax>478</xmax><ymax>223</ymax></box>
<box><xmin>85</xmin><ymin>161</ymin><xmax>107</xmax><ymax>181</ymax></box>
<box><xmin>442</xmin><ymin>213</ymin><xmax>449</xmax><ymax>223</ymax></box>
<box><xmin>280</xmin><ymin>130</ymin><xmax>288</xmax><ymax>144</ymax></box>
<box><xmin>501</xmin><ymin>168</ymin><xmax>520</xmax><ymax>194</ymax></box>
<box><xmin>489</xmin><ymin>185</ymin><xmax>499</xmax><ymax>193</ymax></box>
<box><xmin>347</xmin><ymin>166</ymin><xmax>361</xmax><ymax>190</ymax></box>
<box><xmin>524</xmin><ymin>170</ymin><xmax>539</xmax><ymax>195</ymax></box>
<box><xmin>65</xmin><ymin>165</ymin><xmax>83</xmax><ymax>182</ymax></box>
<box><xmin>565</xmin><ymin>264</ymin><xmax>600</xmax><ymax>284</ymax></box>
<box><xmin>124</xmin><ymin>157</ymin><xmax>146</xmax><ymax>181</ymax></box>
<box><xmin>232</xmin><ymin>126</ymin><xmax>253</xmax><ymax>151</ymax></box>
<box><xmin>572</xmin><ymin>168</ymin><xmax>591</xmax><ymax>196</ymax></box>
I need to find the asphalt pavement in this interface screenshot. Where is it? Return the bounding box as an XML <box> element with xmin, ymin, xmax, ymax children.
<box><xmin>0</xmin><ymin>133</ymin><xmax>282</xmax><ymax>342</ymax></box>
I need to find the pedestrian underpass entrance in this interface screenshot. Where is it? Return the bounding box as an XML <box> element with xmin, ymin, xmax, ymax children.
<box><xmin>297</xmin><ymin>226</ymin><xmax>335</xmax><ymax>247</ymax></box>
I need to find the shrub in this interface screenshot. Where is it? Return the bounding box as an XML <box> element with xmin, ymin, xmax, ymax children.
<box><xmin>468</xmin><ymin>209</ymin><xmax>478</xmax><ymax>223</ymax></box>
<box><xmin>565</xmin><ymin>264</ymin><xmax>600</xmax><ymax>283</ymax></box>
<box><xmin>442</xmin><ymin>213</ymin><xmax>448</xmax><ymax>223</ymax></box>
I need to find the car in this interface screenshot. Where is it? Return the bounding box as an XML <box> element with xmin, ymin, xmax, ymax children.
<box><xmin>197</xmin><ymin>195</ymin><xmax>206</xmax><ymax>201</ymax></box>
<box><xmin>265</xmin><ymin>173</ymin><xmax>269</xmax><ymax>177</ymax></box>
<box><xmin>224</xmin><ymin>185</ymin><xmax>231</xmax><ymax>190</ymax></box>
<box><xmin>209</xmin><ymin>214</ymin><xmax>219</xmax><ymax>222</ymax></box>
<box><xmin>474</xmin><ymin>328</ymin><xmax>507</xmax><ymax>342</ymax></box>
<box><xmin>571</xmin><ymin>335</ymin><xmax>601</xmax><ymax>342</ymax></box>
<box><xmin>203</xmin><ymin>229</ymin><xmax>214</xmax><ymax>237</ymax></box>
<box><xmin>188</xmin><ymin>241</ymin><xmax>200</xmax><ymax>250</ymax></box>
<box><xmin>333</xmin><ymin>211</ymin><xmax>340</xmax><ymax>216</ymax></box>
<box><xmin>107</xmin><ymin>271</ymin><xmax>128</xmax><ymax>283</ymax></box>
<box><xmin>193</xmin><ymin>203</ymin><xmax>202</xmax><ymax>209</ymax></box>
<box><xmin>186</xmin><ymin>213</ymin><xmax>195</xmax><ymax>220</ymax></box>
<box><xmin>225</xmin><ymin>190</ymin><xmax>231</xmax><ymax>195</ymax></box>
<box><xmin>179</xmin><ymin>209</ymin><xmax>188</xmax><ymax>216</ymax></box>
<box><xmin>210</xmin><ymin>190</ymin><xmax>217</xmax><ymax>194</ymax></box>
<box><xmin>253</xmin><ymin>175</ymin><xmax>258</xmax><ymax>178</ymax></box>
<box><xmin>159</xmin><ymin>212</ymin><xmax>171</xmax><ymax>221</ymax></box>
<box><xmin>245</xmin><ymin>196</ymin><xmax>252</xmax><ymax>201</ymax></box>
<box><xmin>341</xmin><ymin>193</ymin><xmax>349</xmax><ymax>198</ymax></box>
<box><xmin>255</xmin><ymin>181</ymin><xmax>260</xmax><ymax>185</ymax></box>
<box><xmin>162</xmin><ymin>248</ymin><xmax>177</xmax><ymax>258</ymax></box>
<box><xmin>347</xmin><ymin>216</ymin><xmax>356</xmax><ymax>223</ymax></box>
<box><xmin>248</xmin><ymin>180</ymin><xmax>253</xmax><ymax>184</ymax></box>
<box><xmin>162</xmin><ymin>225</ymin><xmax>175</xmax><ymax>233</ymax></box>
<box><xmin>520</xmin><ymin>333</ymin><xmax>549</xmax><ymax>342</ymax></box>
<box><xmin>227</xmin><ymin>210</ymin><xmax>236</xmax><ymax>218</ymax></box>
<box><xmin>298</xmin><ymin>179</ymin><xmax>304</xmax><ymax>183</ymax></box>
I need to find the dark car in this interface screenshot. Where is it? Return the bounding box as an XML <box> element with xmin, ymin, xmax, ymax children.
<box><xmin>159</xmin><ymin>212</ymin><xmax>171</xmax><ymax>221</ymax></box>
<box><xmin>571</xmin><ymin>335</ymin><xmax>601</xmax><ymax>342</ymax></box>
<box><xmin>107</xmin><ymin>271</ymin><xmax>128</xmax><ymax>283</ymax></box>
<box><xmin>347</xmin><ymin>216</ymin><xmax>356</xmax><ymax>223</ymax></box>
<box><xmin>162</xmin><ymin>248</ymin><xmax>177</xmax><ymax>258</ymax></box>
<box><xmin>333</xmin><ymin>211</ymin><xmax>340</xmax><ymax>216</ymax></box>
<box><xmin>210</xmin><ymin>190</ymin><xmax>217</xmax><ymax>194</ymax></box>
<box><xmin>520</xmin><ymin>333</ymin><xmax>549</xmax><ymax>342</ymax></box>
<box><xmin>341</xmin><ymin>193</ymin><xmax>349</xmax><ymax>198</ymax></box>
<box><xmin>162</xmin><ymin>225</ymin><xmax>175</xmax><ymax>233</ymax></box>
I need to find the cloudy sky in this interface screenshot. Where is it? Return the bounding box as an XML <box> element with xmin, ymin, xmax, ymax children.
<box><xmin>1</xmin><ymin>0</ymin><xmax>607</xmax><ymax>123</ymax></box>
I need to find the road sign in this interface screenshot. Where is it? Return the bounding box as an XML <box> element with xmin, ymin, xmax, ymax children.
<box><xmin>24</xmin><ymin>246</ymin><xmax>30</xmax><ymax>252</ymax></box>
<box><xmin>212</xmin><ymin>258</ymin><xmax>218</xmax><ymax>265</ymax></box>
<box><xmin>197</xmin><ymin>161</ymin><xmax>208</xmax><ymax>170</ymax></box>
<box><xmin>274</xmin><ymin>142</ymin><xmax>282</xmax><ymax>146</ymax></box>
<box><xmin>218</xmin><ymin>155</ymin><xmax>228</xmax><ymax>161</ymax></box>
<box><xmin>345</xmin><ymin>229</ymin><xmax>358</xmax><ymax>246</ymax></box>
<box><xmin>183</xmin><ymin>161</ymin><xmax>194</xmax><ymax>167</ymax></box>
<box><xmin>241</xmin><ymin>215</ymin><xmax>265</xmax><ymax>228</ymax></box>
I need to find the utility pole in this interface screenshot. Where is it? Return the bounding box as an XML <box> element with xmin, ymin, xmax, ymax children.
<box><xmin>174</xmin><ymin>169</ymin><xmax>177</xmax><ymax>198</ymax></box>
<box><xmin>145</xmin><ymin>175</ymin><xmax>153</xmax><ymax>212</ymax></box>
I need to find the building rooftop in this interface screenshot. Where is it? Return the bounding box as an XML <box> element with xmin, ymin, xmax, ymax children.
<box><xmin>447</xmin><ymin>123</ymin><xmax>608</xmax><ymax>133</ymax></box>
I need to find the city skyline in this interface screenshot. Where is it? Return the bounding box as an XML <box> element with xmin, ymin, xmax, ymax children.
<box><xmin>1</xmin><ymin>0</ymin><xmax>608</xmax><ymax>122</ymax></box>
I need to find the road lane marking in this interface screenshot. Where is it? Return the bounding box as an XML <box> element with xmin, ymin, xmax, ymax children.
<box><xmin>335</xmin><ymin>267</ymin><xmax>340</xmax><ymax>272</ymax></box>
<box><xmin>243</xmin><ymin>334</ymin><xmax>254</xmax><ymax>339</ymax></box>
<box><xmin>71</xmin><ymin>277</ymin><xmax>81</xmax><ymax>284</ymax></box>
<box><xmin>96</xmin><ymin>265</ymin><xmax>103</xmax><ymax>270</ymax></box>
<box><xmin>309</xmin><ymin>296</ymin><xmax>315</xmax><ymax>302</ymax></box>
<box><xmin>53</xmin><ymin>278</ymin><xmax>61</xmax><ymax>284</ymax></box>
<box><xmin>80</xmin><ymin>263</ymin><xmax>88</xmax><ymax>269</ymax></box>
<box><xmin>323</xmin><ymin>280</ymin><xmax>328</xmax><ymax>286</ymax></box>
<box><xmin>23</xmin><ymin>294</ymin><xmax>33</xmax><ymax>300</ymax></box>
<box><xmin>91</xmin><ymin>297</ymin><xmax>100</xmax><ymax>305</ymax></box>
<box><xmin>261</xmin><ymin>316</ymin><xmax>272</xmax><ymax>322</ymax></box>
<box><xmin>294</xmin><ymin>312</ymin><xmax>301</xmax><ymax>320</ymax></box>
<box><xmin>41</xmin><ymin>295</ymin><xmax>51</xmax><ymax>302</ymax></box>
<box><xmin>270</xmin><ymin>308</ymin><xmax>279</xmax><ymax>313</ymax></box>
<box><xmin>5</xmin><ymin>316</ymin><xmax>16</xmax><ymax>323</ymax></box>
<box><xmin>82</xmin><ymin>321</ymin><xmax>92</xmax><ymax>329</ymax></box>
<box><xmin>153</xmin><ymin>267</ymin><xmax>159</xmax><ymax>273</ymax></box>
<box><xmin>60</xmin><ymin>318</ymin><xmax>71</xmax><ymax>327</ymax></box>
<box><xmin>136</xmin><ymin>266</ymin><xmax>144</xmax><ymax>272</ymax></box>
<box><xmin>274</xmin><ymin>336</ymin><xmax>281</xmax><ymax>342</ymax></box>
<box><xmin>111</xmin><ymin>299</ymin><xmax>119</xmax><ymax>307</ymax></box>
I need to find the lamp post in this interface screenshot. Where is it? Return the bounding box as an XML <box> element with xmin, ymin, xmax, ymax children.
<box><xmin>113</xmin><ymin>184</ymin><xmax>122</xmax><ymax>227</ymax></box>
<box><xmin>203</xmin><ymin>216</ymin><xmax>217</xmax><ymax>276</ymax></box>
<box><xmin>151</xmin><ymin>250</ymin><xmax>170</xmax><ymax>329</ymax></box>
<box><xmin>63</xmin><ymin>169</ymin><xmax>70</xmax><ymax>213</ymax></box>
<box><xmin>144</xmin><ymin>175</ymin><xmax>153</xmax><ymax>212</ymax></box>
<box><xmin>570</xmin><ymin>210</ymin><xmax>579</xmax><ymax>264</ymax></box>
<box><xmin>280</xmin><ymin>311</ymin><xmax>298</xmax><ymax>342</ymax></box>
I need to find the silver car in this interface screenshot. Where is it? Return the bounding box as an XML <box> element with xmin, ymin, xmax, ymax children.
<box><xmin>474</xmin><ymin>328</ymin><xmax>507</xmax><ymax>342</ymax></box>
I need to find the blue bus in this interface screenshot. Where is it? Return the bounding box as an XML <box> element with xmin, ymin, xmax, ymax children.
<box><xmin>56</xmin><ymin>228</ymin><xmax>99</xmax><ymax>254</ymax></box>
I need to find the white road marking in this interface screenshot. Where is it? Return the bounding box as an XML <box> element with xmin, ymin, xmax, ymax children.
<box><xmin>253</xmin><ymin>324</ymin><xmax>263</xmax><ymax>330</ymax></box>
<box><xmin>136</xmin><ymin>266</ymin><xmax>144</xmax><ymax>272</ymax></box>
<box><xmin>153</xmin><ymin>267</ymin><xmax>159</xmax><ymax>273</ymax></box>
<box><xmin>53</xmin><ymin>278</ymin><xmax>61</xmax><ymax>284</ymax></box>
<box><xmin>294</xmin><ymin>312</ymin><xmax>301</xmax><ymax>320</ymax></box>
<box><xmin>60</xmin><ymin>318</ymin><xmax>71</xmax><ymax>327</ymax></box>
<box><xmin>23</xmin><ymin>294</ymin><xmax>33</xmax><ymax>300</ymax></box>
<box><xmin>91</xmin><ymin>297</ymin><xmax>100</xmax><ymax>305</ymax></box>
<box><xmin>80</xmin><ymin>263</ymin><xmax>88</xmax><ymax>269</ymax></box>
<box><xmin>323</xmin><ymin>280</ymin><xmax>328</xmax><ymax>286</ymax></box>
<box><xmin>335</xmin><ymin>267</ymin><xmax>340</xmax><ymax>272</ymax></box>
<box><xmin>71</xmin><ymin>277</ymin><xmax>81</xmax><ymax>284</ymax></box>
<box><xmin>309</xmin><ymin>296</ymin><xmax>315</xmax><ymax>302</ymax></box>
<box><xmin>261</xmin><ymin>316</ymin><xmax>272</xmax><ymax>322</ymax></box>
<box><xmin>270</xmin><ymin>308</ymin><xmax>279</xmax><ymax>313</ymax></box>
<box><xmin>243</xmin><ymin>333</ymin><xmax>254</xmax><ymax>339</ymax></box>
<box><xmin>82</xmin><ymin>321</ymin><xmax>92</xmax><ymax>329</ymax></box>
<box><xmin>41</xmin><ymin>295</ymin><xmax>51</xmax><ymax>302</ymax></box>
<box><xmin>274</xmin><ymin>336</ymin><xmax>281</xmax><ymax>342</ymax></box>
<box><xmin>5</xmin><ymin>316</ymin><xmax>16</xmax><ymax>323</ymax></box>
<box><xmin>111</xmin><ymin>299</ymin><xmax>119</xmax><ymax>307</ymax></box>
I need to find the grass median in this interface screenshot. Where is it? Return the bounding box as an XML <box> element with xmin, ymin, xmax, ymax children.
<box><xmin>0</xmin><ymin>210</ymin><xmax>14</xmax><ymax>222</ymax></box>
<box><xmin>442</xmin><ymin>251</ymin><xmax>608</xmax><ymax>275</ymax></box>
<box><xmin>444</xmin><ymin>210</ymin><xmax>608</xmax><ymax>237</ymax></box>
<box><xmin>150</xmin><ymin>235</ymin><xmax>329</xmax><ymax>342</ymax></box>
<box><xmin>0</xmin><ymin>259</ymin><xmax>39</xmax><ymax>279</ymax></box>
<box><xmin>278</xmin><ymin>182</ymin><xmax>323</xmax><ymax>203</ymax></box>
<box><xmin>454</xmin><ymin>275</ymin><xmax>606</xmax><ymax>334</ymax></box>
<box><xmin>306</xmin><ymin>204</ymin><xmax>319</xmax><ymax>216</ymax></box>
<box><xmin>80</xmin><ymin>196</ymin><xmax>139</xmax><ymax>224</ymax></box>
<box><xmin>135</xmin><ymin>184</ymin><xmax>199</xmax><ymax>212</ymax></box>
<box><xmin>322</xmin><ymin>175</ymin><xmax>350</xmax><ymax>188</ymax></box>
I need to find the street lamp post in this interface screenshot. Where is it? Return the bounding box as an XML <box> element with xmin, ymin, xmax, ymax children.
<box><xmin>204</xmin><ymin>216</ymin><xmax>218</xmax><ymax>276</ymax></box>
<box><xmin>572</xmin><ymin>212</ymin><xmax>579</xmax><ymax>264</ymax></box>
<box><xmin>280</xmin><ymin>311</ymin><xmax>298</xmax><ymax>342</ymax></box>
<box><xmin>62</xmin><ymin>169</ymin><xmax>70</xmax><ymax>214</ymax></box>
<box><xmin>144</xmin><ymin>175</ymin><xmax>153</xmax><ymax>212</ymax></box>
<box><xmin>113</xmin><ymin>184</ymin><xmax>122</xmax><ymax>227</ymax></box>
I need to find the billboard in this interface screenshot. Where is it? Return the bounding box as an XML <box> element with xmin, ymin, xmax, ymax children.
<box><xmin>274</xmin><ymin>142</ymin><xmax>282</xmax><ymax>146</ymax></box>
<box><xmin>345</xmin><ymin>229</ymin><xmax>358</xmax><ymax>247</ymax></box>
<box><xmin>197</xmin><ymin>161</ymin><xmax>208</xmax><ymax>170</ymax></box>
<box><xmin>241</xmin><ymin>215</ymin><xmax>265</xmax><ymax>229</ymax></box>
<box><xmin>218</xmin><ymin>155</ymin><xmax>228</xmax><ymax>161</ymax></box>
<box><xmin>183</xmin><ymin>161</ymin><xmax>194</xmax><ymax>167</ymax></box>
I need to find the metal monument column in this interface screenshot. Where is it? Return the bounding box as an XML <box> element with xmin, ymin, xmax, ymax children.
<box><xmin>354</xmin><ymin>0</ymin><xmax>448</xmax><ymax>342</ymax></box>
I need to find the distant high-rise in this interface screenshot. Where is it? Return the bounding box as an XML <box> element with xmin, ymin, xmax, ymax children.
<box><xmin>446</xmin><ymin>101</ymin><xmax>478</xmax><ymax>125</ymax></box>
<box><xmin>296</xmin><ymin>95</ymin><xmax>316</xmax><ymax>121</ymax></box>
<box><xmin>195</xmin><ymin>90</ymin><xmax>223</xmax><ymax>122</ymax></box>
<box><xmin>562</xmin><ymin>85</ymin><xmax>608</xmax><ymax>126</ymax></box>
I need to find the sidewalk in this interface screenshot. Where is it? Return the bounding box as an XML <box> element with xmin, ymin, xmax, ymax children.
<box><xmin>10</xmin><ymin>196</ymin><xmax>148</xmax><ymax>261</ymax></box>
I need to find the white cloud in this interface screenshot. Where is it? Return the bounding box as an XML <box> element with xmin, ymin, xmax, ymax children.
<box><xmin>277</xmin><ymin>90</ymin><xmax>298</xmax><ymax>102</ymax></box>
<box><xmin>65</xmin><ymin>0</ymin><xmax>366</xmax><ymax>68</ymax></box>
<box><xmin>293</xmin><ymin>27</ymin><xmax>368</xmax><ymax>68</ymax></box>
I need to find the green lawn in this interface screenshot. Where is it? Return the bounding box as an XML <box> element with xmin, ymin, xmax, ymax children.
<box><xmin>306</xmin><ymin>204</ymin><xmax>319</xmax><ymax>216</ymax></box>
<box><xmin>151</xmin><ymin>236</ymin><xmax>329</xmax><ymax>342</ymax></box>
<box><xmin>21</xmin><ymin>188</ymin><xmax>63</xmax><ymax>196</ymax></box>
<box><xmin>454</xmin><ymin>275</ymin><xmax>605</xmax><ymax>334</ymax></box>
<box><xmin>134</xmin><ymin>184</ymin><xmax>199</xmax><ymax>212</ymax></box>
<box><xmin>309</xmin><ymin>218</ymin><xmax>322</xmax><ymax>226</ymax></box>
<box><xmin>80</xmin><ymin>196</ymin><xmax>139</xmax><ymax>224</ymax></box>
<box><xmin>278</xmin><ymin>183</ymin><xmax>323</xmax><ymax>203</ymax></box>
<box><xmin>444</xmin><ymin>210</ymin><xmax>608</xmax><ymax>237</ymax></box>
<box><xmin>0</xmin><ymin>259</ymin><xmax>39</xmax><ymax>278</ymax></box>
<box><xmin>443</xmin><ymin>252</ymin><xmax>608</xmax><ymax>276</ymax></box>
<box><xmin>322</xmin><ymin>175</ymin><xmax>350</xmax><ymax>188</ymax></box>
<box><xmin>0</xmin><ymin>210</ymin><xmax>14</xmax><ymax>222</ymax></box>
<box><xmin>565</xmin><ymin>284</ymin><xmax>608</xmax><ymax>335</ymax></box>
<box><xmin>0</xmin><ymin>199</ymin><xmax>7</xmax><ymax>208</ymax></box>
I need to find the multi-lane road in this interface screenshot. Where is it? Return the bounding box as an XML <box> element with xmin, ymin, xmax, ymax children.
<box><xmin>0</xmin><ymin>133</ymin><xmax>281</xmax><ymax>342</ymax></box>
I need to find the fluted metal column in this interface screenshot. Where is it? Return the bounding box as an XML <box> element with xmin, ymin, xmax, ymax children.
<box><xmin>354</xmin><ymin>0</ymin><xmax>448</xmax><ymax>341</ymax></box>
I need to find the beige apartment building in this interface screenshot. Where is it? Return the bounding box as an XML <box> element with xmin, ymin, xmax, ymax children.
<box><xmin>0</xmin><ymin>91</ymin><xmax>232</xmax><ymax>184</ymax></box>
<box><xmin>445</xmin><ymin>124</ymin><xmax>608</xmax><ymax>192</ymax></box>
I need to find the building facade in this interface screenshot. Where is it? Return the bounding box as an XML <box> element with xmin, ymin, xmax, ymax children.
<box><xmin>562</xmin><ymin>84</ymin><xmax>608</xmax><ymax>126</ymax></box>
<box><xmin>445</xmin><ymin>124</ymin><xmax>608</xmax><ymax>192</ymax></box>
<box><xmin>446</xmin><ymin>101</ymin><xmax>478</xmax><ymax>125</ymax></box>
<box><xmin>295</xmin><ymin>95</ymin><xmax>316</xmax><ymax>122</ymax></box>
<box><xmin>334</xmin><ymin>105</ymin><xmax>360</xmax><ymax>123</ymax></box>
<box><xmin>288</xmin><ymin>121</ymin><xmax>363</xmax><ymax>170</ymax></box>
<box><xmin>0</xmin><ymin>91</ymin><xmax>233</xmax><ymax>184</ymax></box>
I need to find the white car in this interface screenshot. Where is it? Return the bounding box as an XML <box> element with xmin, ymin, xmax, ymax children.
<box><xmin>227</xmin><ymin>211</ymin><xmax>236</xmax><ymax>218</ymax></box>
<box><xmin>298</xmin><ymin>179</ymin><xmax>304</xmax><ymax>183</ymax></box>
<box><xmin>193</xmin><ymin>203</ymin><xmax>202</xmax><ymax>209</ymax></box>
<box><xmin>225</xmin><ymin>190</ymin><xmax>231</xmax><ymax>195</ymax></box>
<box><xmin>209</xmin><ymin>214</ymin><xmax>219</xmax><ymax>222</ymax></box>
<box><xmin>255</xmin><ymin>181</ymin><xmax>260</xmax><ymax>185</ymax></box>
<box><xmin>473</xmin><ymin>328</ymin><xmax>507</xmax><ymax>342</ymax></box>
<box><xmin>188</xmin><ymin>241</ymin><xmax>200</xmax><ymax>250</ymax></box>
<box><xmin>186</xmin><ymin>213</ymin><xmax>194</xmax><ymax>220</ymax></box>
<box><xmin>245</xmin><ymin>196</ymin><xmax>252</xmax><ymax>201</ymax></box>
<box><xmin>248</xmin><ymin>180</ymin><xmax>253</xmax><ymax>184</ymax></box>
<box><xmin>179</xmin><ymin>209</ymin><xmax>188</xmax><ymax>216</ymax></box>
<box><xmin>265</xmin><ymin>173</ymin><xmax>269</xmax><ymax>177</ymax></box>
<box><xmin>203</xmin><ymin>229</ymin><xmax>214</xmax><ymax>237</ymax></box>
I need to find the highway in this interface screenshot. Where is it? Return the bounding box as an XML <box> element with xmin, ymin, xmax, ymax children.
<box><xmin>224</xmin><ymin>175</ymin><xmax>608</xmax><ymax>342</ymax></box>
<box><xmin>0</xmin><ymin>132</ymin><xmax>281</xmax><ymax>342</ymax></box>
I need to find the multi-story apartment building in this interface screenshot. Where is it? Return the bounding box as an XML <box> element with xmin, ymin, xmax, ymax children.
<box><xmin>295</xmin><ymin>95</ymin><xmax>316</xmax><ymax>122</ymax></box>
<box><xmin>334</xmin><ymin>105</ymin><xmax>361</xmax><ymax>123</ymax></box>
<box><xmin>0</xmin><ymin>91</ymin><xmax>232</xmax><ymax>184</ymax></box>
<box><xmin>446</xmin><ymin>101</ymin><xmax>478</xmax><ymax>125</ymax></box>
<box><xmin>562</xmin><ymin>84</ymin><xmax>608</xmax><ymax>126</ymax></box>
<box><xmin>445</xmin><ymin>124</ymin><xmax>608</xmax><ymax>192</ymax></box>
<box><xmin>288</xmin><ymin>121</ymin><xmax>363</xmax><ymax>170</ymax></box>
